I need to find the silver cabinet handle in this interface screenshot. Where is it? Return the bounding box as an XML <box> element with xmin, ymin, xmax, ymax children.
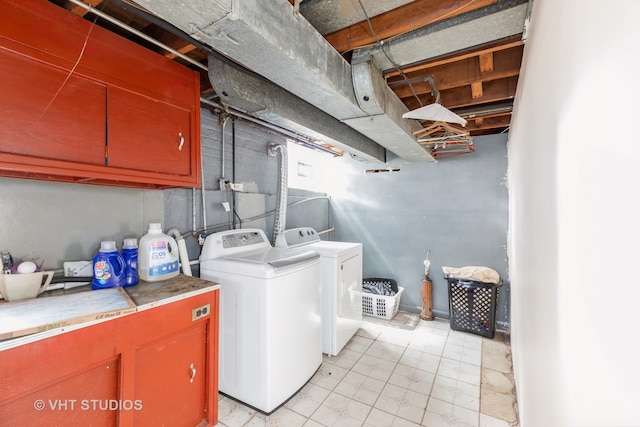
<box><xmin>189</xmin><ymin>363</ymin><xmax>196</xmax><ymax>383</ymax></box>
<box><xmin>178</xmin><ymin>132</ymin><xmax>185</xmax><ymax>151</ymax></box>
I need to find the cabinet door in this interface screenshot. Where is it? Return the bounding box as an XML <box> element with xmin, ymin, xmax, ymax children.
<box><xmin>0</xmin><ymin>358</ymin><xmax>119</xmax><ymax>427</ymax></box>
<box><xmin>0</xmin><ymin>48</ymin><xmax>106</xmax><ymax>165</ymax></box>
<box><xmin>107</xmin><ymin>86</ymin><xmax>193</xmax><ymax>176</ymax></box>
<box><xmin>133</xmin><ymin>323</ymin><xmax>207</xmax><ymax>426</ymax></box>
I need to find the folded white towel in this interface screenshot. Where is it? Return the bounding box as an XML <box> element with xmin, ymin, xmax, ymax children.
<box><xmin>442</xmin><ymin>265</ymin><xmax>501</xmax><ymax>284</ymax></box>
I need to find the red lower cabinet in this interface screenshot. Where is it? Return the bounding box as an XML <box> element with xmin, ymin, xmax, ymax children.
<box><xmin>133</xmin><ymin>323</ymin><xmax>207</xmax><ymax>426</ymax></box>
<box><xmin>0</xmin><ymin>288</ymin><xmax>219</xmax><ymax>427</ymax></box>
<box><xmin>1</xmin><ymin>358</ymin><xmax>119</xmax><ymax>427</ymax></box>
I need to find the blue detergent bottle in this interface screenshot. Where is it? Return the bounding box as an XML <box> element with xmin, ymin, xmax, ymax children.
<box><xmin>92</xmin><ymin>241</ymin><xmax>125</xmax><ymax>290</ymax></box>
<box><xmin>122</xmin><ymin>238</ymin><xmax>139</xmax><ymax>287</ymax></box>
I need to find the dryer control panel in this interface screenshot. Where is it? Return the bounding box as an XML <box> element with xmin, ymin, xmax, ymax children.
<box><xmin>275</xmin><ymin>227</ymin><xmax>321</xmax><ymax>249</ymax></box>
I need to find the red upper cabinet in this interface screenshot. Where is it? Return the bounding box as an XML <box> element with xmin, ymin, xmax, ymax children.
<box><xmin>107</xmin><ymin>87</ymin><xmax>193</xmax><ymax>177</ymax></box>
<box><xmin>0</xmin><ymin>49</ymin><xmax>107</xmax><ymax>166</ymax></box>
<box><xmin>0</xmin><ymin>0</ymin><xmax>201</xmax><ymax>189</ymax></box>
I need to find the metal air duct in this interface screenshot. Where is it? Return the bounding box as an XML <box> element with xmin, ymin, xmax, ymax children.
<box><xmin>141</xmin><ymin>0</ymin><xmax>435</xmax><ymax>163</ymax></box>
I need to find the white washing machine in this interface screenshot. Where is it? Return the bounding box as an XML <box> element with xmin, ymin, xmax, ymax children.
<box><xmin>276</xmin><ymin>227</ymin><xmax>362</xmax><ymax>356</ymax></box>
<box><xmin>199</xmin><ymin>228</ymin><xmax>322</xmax><ymax>414</ymax></box>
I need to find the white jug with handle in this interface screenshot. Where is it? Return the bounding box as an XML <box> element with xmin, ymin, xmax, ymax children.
<box><xmin>0</xmin><ymin>270</ymin><xmax>54</xmax><ymax>302</ymax></box>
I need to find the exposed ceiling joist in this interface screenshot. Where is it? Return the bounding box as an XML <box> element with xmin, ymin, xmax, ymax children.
<box><xmin>384</xmin><ymin>37</ymin><xmax>523</xmax><ymax>78</ymax></box>
<box><xmin>389</xmin><ymin>44</ymin><xmax>522</xmax><ymax>98</ymax></box>
<box><xmin>323</xmin><ymin>0</ymin><xmax>497</xmax><ymax>54</ymax></box>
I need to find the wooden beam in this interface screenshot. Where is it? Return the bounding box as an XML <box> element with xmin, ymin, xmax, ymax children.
<box><xmin>166</xmin><ymin>44</ymin><xmax>198</xmax><ymax>60</ymax></box>
<box><xmin>471</xmin><ymin>81</ymin><xmax>483</xmax><ymax>99</ymax></box>
<box><xmin>384</xmin><ymin>38</ymin><xmax>523</xmax><ymax>78</ymax></box>
<box><xmin>402</xmin><ymin>76</ymin><xmax>518</xmax><ymax>110</ymax></box>
<box><xmin>479</xmin><ymin>52</ymin><xmax>494</xmax><ymax>73</ymax></box>
<box><xmin>390</xmin><ymin>45</ymin><xmax>522</xmax><ymax>98</ymax></box>
<box><xmin>466</xmin><ymin>114</ymin><xmax>511</xmax><ymax>131</ymax></box>
<box><xmin>325</xmin><ymin>0</ymin><xmax>496</xmax><ymax>53</ymax></box>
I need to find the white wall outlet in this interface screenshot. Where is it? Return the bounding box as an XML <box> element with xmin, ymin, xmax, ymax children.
<box><xmin>192</xmin><ymin>303</ymin><xmax>211</xmax><ymax>321</ymax></box>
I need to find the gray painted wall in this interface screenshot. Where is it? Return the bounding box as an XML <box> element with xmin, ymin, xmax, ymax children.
<box><xmin>0</xmin><ymin>178</ymin><xmax>163</xmax><ymax>272</ymax></box>
<box><xmin>327</xmin><ymin>135</ymin><xmax>510</xmax><ymax>329</ymax></box>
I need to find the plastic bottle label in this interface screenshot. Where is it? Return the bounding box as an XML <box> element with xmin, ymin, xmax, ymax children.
<box><xmin>147</xmin><ymin>241</ymin><xmax>179</xmax><ymax>277</ymax></box>
<box><xmin>94</xmin><ymin>260</ymin><xmax>112</xmax><ymax>283</ymax></box>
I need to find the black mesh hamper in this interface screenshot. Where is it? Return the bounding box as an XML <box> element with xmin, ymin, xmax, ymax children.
<box><xmin>446</xmin><ymin>276</ymin><xmax>500</xmax><ymax>339</ymax></box>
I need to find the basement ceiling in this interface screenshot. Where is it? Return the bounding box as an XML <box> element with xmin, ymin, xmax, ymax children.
<box><xmin>47</xmin><ymin>0</ymin><xmax>529</xmax><ymax>160</ymax></box>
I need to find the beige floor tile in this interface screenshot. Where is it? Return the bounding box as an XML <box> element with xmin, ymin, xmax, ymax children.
<box><xmin>481</xmin><ymin>369</ymin><xmax>514</xmax><ymax>395</ymax></box>
<box><xmin>216</xmin><ymin>311</ymin><xmax>518</xmax><ymax>427</ymax></box>
<box><xmin>309</xmin><ymin>362</ymin><xmax>349</xmax><ymax>391</ymax></box>
<box><xmin>481</xmin><ymin>337</ymin><xmax>512</xmax><ymax>375</ymax></box>
<box><xmin>479</xmin><ymin>413</ymin><xmax>514</xmax><ymax>427</ymax></box>
<box><xmin>423</xmin><ymin>397</ymin><xmax>479</xmax><ymax>427</ymax></box>
<box><xmin>344</xmin><ymin>335</ymin><xmax>374</xmax><ymax>354</ymax></box>
<box><xmin>285</xmin><ymin>383</ymin><xmax>331</xmax><ymax>417</ymax></box>
<box><xmin>365</xmin><ymin>340</ymin><xmax>406</xmax><ymax>363</ymax></box>
<box><xmin>399</xmin><ymin>348</ymin><xmax>441</xmax><ymax>374</ymax></box>
<box><xmin>388</xmin><ymin>363</ymin><xmax>436</xmax><ymax>394</ymax></box>
<box><xmin>323</xmin><ymin>347</ymin><xmax>362</xmax><ymax>370</ymax></box>
<box><xmin>373</xmin><ymin>383</ymin><xmax>429</xmax><ymax>424</ymax></box>
<box><xmin>351</xmin><ymin>353</ymin><xmax>397</xmax><ymax>382</ymax></box>
<box><xmin>364</xmin><ymin>407</ymin><xmax>420</xmax><ymax>427</ymax></box>
<box><xmin>480</xmin><ymin>389</ymin><xmax>518</xmax><ymax>424</ymax></box>
<box><xmin>334</xmin><ymin>371</ymin><xmax>386</xmax><ymax>405</ymax></box>
<box><xmin>310</xmin><ymin>392</ymin><xmax>371</xmax><ymax>426</ymax></box>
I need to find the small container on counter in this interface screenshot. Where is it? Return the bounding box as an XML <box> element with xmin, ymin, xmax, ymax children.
<box><xmin>138</xmin><ymin>223</ymin><xmax>179</xmax><ymax>282</ymax></box>
<box><xmin>122</xmin><ymin>238</ymin><xmax>139</xmax><ymax>287</ymax></box>
<box><xmin>92</xmin><ymin>241</ymin><xmax>125</xmax><ymax>290</ymax></box>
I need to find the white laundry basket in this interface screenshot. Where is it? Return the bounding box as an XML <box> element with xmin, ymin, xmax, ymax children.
<box><xmin>361</xmin><ymin>278</ymin><xmax>403</xmax><ymax>320</ymax></box>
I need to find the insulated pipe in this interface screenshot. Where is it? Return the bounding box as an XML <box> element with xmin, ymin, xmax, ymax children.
<box><xmin>166</xmin><ymin>228</ymin><xmax>193</xmax><ymax>276</ymax></box>
<box><xmin>268</xmin><ymin>143</ymin><xmax>288</xmax><ymax>246</ymax></box>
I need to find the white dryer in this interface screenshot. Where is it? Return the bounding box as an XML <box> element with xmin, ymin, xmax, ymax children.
<box><xmin>276</xmin><ymin>227</ymin><xmax>362</xmax><ymax>356</ymax></box>
<box><xmin>199</xmin><ymin>228</ymin><xmax>322</xmax><ymax>414</ymax></box>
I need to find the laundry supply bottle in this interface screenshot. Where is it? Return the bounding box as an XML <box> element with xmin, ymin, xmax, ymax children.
<box><xmin>92</xmin><ymin>241</ymin><xmax>126</xmax><ymax>290</ymax></box>
<box><xmin>122</xmin><ymin>238</ymin><xmax>139</xmax><ymax>286</ymax></box>
<box><xmin>138</xmin><ymin>223</ymin><xmax>180</xmax><ymax>282</ymax></box>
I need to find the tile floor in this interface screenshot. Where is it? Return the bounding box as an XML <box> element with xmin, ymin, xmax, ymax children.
<box><xmin>216</xmin><ymin>311</ymin><xmax>518</xmax><ymax>427</ymax></box>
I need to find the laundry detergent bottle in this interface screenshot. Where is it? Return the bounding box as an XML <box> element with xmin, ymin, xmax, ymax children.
<box><xmin>138</xmin><ymin>223</ymin><xmax>180</xmax><ymax>282</ymax></box>
<box><xmin>92</xmin><ymin>241</ymin><xmax>126</xmax><ymax>290</ymax></box>
<box><xmin>122</xmin><ymin>238</ymin><xmax>139</xmax><ymax>287</ymax></box>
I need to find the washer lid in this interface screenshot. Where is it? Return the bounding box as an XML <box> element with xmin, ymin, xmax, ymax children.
<box><xmin>200</xmin><ymin>246</ymin><xmax>320</xmax><ymax>279</ymax></box>
<box><xmin>225</xmin><ymin>248</ymin><xmax>319</xmax><ymax>272</ymax></box>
